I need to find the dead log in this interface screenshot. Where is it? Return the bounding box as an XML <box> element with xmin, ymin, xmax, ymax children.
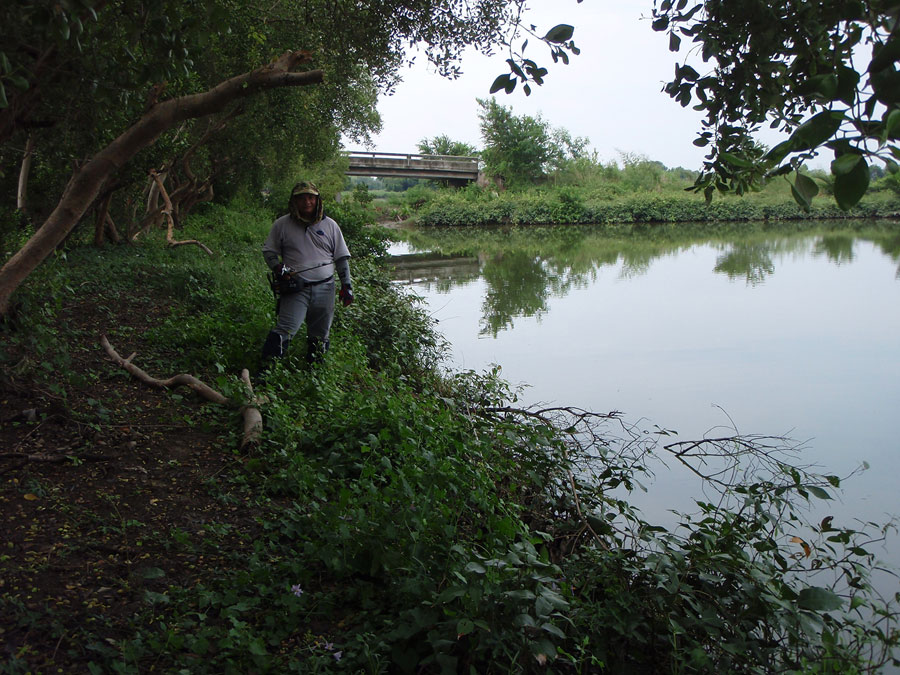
<box><xmin>239</xmin><ymin>369</ymin><xmax>263</xmax><ymax>450</ymax></box>
<box><xmin>100</xmin><ymin>334</ymin><xmax>228</xmax><ymax>404</ymax></box>
<box><xmin>100</xmin><ymin>335</ymin><xmax>263</xmax><ymax>450</ymax></box>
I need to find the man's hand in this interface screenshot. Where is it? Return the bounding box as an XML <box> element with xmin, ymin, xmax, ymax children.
<box><xmin>339</xmin><ymin>285</ymin><xmax>354</xmax><ymax>307</ymax></box>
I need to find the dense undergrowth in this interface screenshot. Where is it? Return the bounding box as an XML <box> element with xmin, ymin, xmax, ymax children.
<box><xmin>366</xmin><ymin>176</ymin><xmax>900</xmax><ymax>227</ymax></box>
<box><xmin>2</xmin><ymin>198</ymin><xmax>898</xmax><ymax>673</ymax></box>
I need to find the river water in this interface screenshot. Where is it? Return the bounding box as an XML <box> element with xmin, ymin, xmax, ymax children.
<box><xmin>387</xmin><ymin>221</ymin><xmax>900</xmax><ymax>571</ymax></box>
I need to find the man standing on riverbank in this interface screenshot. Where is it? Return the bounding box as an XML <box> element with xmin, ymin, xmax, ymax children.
<box><xmin>260</xmin><ymin>180</ymin><xmax>353</xmax><ymax>365</ymax></box>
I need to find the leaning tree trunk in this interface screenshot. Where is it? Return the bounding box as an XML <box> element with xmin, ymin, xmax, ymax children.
<box><xmin>0</xmin><ymin>51</ymin><xmax>322</xmax><ymax>316</ymax></box>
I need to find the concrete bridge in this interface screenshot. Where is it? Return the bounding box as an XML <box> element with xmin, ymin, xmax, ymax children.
<box><xmin>344</xmin><ymin>151</ymin><xmax>480</xmax><ymax>184</ymax></box>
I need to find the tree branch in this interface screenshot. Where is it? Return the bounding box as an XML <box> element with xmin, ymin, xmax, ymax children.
<box><xmin>100</xmin><ymin>335</ymin><xmax>265</xmax><ymax>452</ymax></box>
<box><xmin>0</xmin><ymin>51</ymin><xmax>322</xmax><ymax>315</ymax></box>
<box><xmin>150</xmin><ymin>169</ymin><xmax>213</xmax><ymax>255</ymax></box>
<box><xmin>101</xmin><ymin>334</ymin><xmax>228</xmax><ymax>404</ymax></box>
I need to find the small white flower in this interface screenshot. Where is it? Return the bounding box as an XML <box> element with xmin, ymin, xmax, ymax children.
<box><xmin>291</xmin><ymin>584</ymin><xmax>304</xmax><ymax>597</ymax></box>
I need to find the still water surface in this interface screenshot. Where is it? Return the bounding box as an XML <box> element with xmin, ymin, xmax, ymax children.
<box><xmin>388</xmin><ymin>222</ymin><xmax>900</xmax><ymax>565</ymax></box>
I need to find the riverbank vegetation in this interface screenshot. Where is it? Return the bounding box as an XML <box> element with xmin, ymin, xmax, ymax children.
<box><xmin>363</xmin><ymin>157</ymin><xmax>900</xmax><ymax>227</ymax></box>
<box><xmin>354</xmin><ymin>94</ymin><xmax>900</xmax><ymax>227</ymax></box>
<box><xmin>2</xmin><ymin>197</ymin><xmax>897</xmax><ymax>672</ymax></box>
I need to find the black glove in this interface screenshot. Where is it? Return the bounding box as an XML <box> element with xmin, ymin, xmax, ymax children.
<box><xmin>339</xmin><ymin>285</ymin><xmax>354</xmax><ymax>307</ymax></box>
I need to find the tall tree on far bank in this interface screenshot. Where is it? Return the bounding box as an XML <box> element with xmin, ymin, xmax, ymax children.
<box><xmin>477</xmin><ymin>97</ymin><xmax>588</xmax><ymax>187</ymax></box>
<box><xmin>417</xmin><ymin>135</ymin><xmax>479</xmax><ymax>157</ymax></box>
<box><xmin>653</xmin><ymin>0</ymin><xmax>900</xmax><ymax>210</ymax></box>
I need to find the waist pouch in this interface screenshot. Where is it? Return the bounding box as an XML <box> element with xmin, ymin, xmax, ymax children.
<box><xmin>277</xmin><ymin>274</ymin><xmax>333</xmax><ymax>295</ymax></box>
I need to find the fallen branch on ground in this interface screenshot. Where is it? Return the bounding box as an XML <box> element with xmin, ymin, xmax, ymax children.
<box><xmin>100</xmin><ymin>334</ymin><xmax>261</xmax><ymax>449</ymax></box>
<box><xmin>239</xmin><ymin>369</ymin><xmax>263</xmax><ymax>450</ymax></box>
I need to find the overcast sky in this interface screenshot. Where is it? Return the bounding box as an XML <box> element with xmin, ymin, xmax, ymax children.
<box><xmin>346</xmin><ymin>1</ymin><xmax>825</xmax><ymax>172</ymax></box>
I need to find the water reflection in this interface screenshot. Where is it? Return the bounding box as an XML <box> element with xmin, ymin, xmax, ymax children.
<box><xmin>390</xmin><ymin>221</ymin><xmax>900</xmax><ymax>333</ymax></box>
<box><xmin>387</xmin><ymin>219</ymin><xmax>900</xmax><ymax>582</ymax></box>
<box><xmin>713</xmin><ymin>243</ymin><xmax>775</xmax><ymax>286</ymax></box>
<box><xmin>814</xmin><ymin>234</ymin><xmax>856</xmax><ymax>265</ymax></box>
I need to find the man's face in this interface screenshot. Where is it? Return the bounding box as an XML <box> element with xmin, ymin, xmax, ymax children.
<box><xmin>294</xmin><ymin>193</ymin><xmax>317</xmax><ymax>219</ymax></box>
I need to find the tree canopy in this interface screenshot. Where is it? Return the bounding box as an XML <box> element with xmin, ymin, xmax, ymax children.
<box><xmin>477</xmin><ymin>97</ymin><xmax>589</xmax><ymax>187</ymax></box>
<box><xmin>652</xmin><ymin>0</ymin><xmax>900</xmax><ymax>209</ymax></box>
<box><xmin>0</xmin><ymin>0</ymin><xmax>582</xmax><ymax>314</ymax></box>
<box><xmin>417</xmin><ymin>135</ymin><xmax>479</xmax><ymax>157</ymax></box>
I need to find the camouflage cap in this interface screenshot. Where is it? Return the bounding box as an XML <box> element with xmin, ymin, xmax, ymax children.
<box><xmin>291</xmin><ymin>181</ymin><xmax>320</xmax><ymax>197</ymax></box>
<box><xmin>289</xmin><ymin>180</ymin><xmax>323</xmax><ymax>224</ymax></box>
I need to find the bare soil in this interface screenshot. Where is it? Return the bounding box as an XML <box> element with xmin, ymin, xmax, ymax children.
<box><xmin>0</xmin><ymin>292</ymin><xmax>258</xmax><ymax>671</ymax></box>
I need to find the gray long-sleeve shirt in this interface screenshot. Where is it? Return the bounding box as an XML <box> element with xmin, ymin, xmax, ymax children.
<box><xmin>262</xmin><ymin>213</ymin><xmax>351</xmax><ymax>286</ymax></box>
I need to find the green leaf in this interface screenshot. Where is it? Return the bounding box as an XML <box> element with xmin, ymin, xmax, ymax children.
<box><xmin>720</xmin><ymin>152</ymin><xmax>754</xmax><ymax>168</ymax></box>
<box><xmin>144</xmin><ymin>591</ymin><xmax>170</xmax><ymax>605</ymax></box>
<box><xmin>142</xmin><ymin>567</ymin><xmax>166</xmax><ymax>579</ymax></box>
<box><xmin>789</xmin><ymin>111</ymin><xmax>845</xmax><ymax>151</ymax></box>
<box><xmin>464</xmin><ymin>561</ymin><xmax>486</xmax><ymax>574</ymax></box>
<box><xmin>436</xmin><ymin>586</ymin><xmax>467</xmax><ymax>603</ymax></box>
<box><xmin>541</xmin><ymin>622</ymin><xmax>566</xmax><ymax>639</ymax></box>
<box><xmin>884</xmin><ymin>108</ymin><xmax>900</xmax><ymax>140</ymax></box>
<box><xmin>836</xmin><ymin>66</ymin><xmax>860</xmax><ymax>106</ymax></box>
<box><xmin>543</xmin><ymin>24</ymin><xmax>574</xmax><ymax>43</ymax></box>
<box><xmin>505</xmin><ymin>589</ymin><xmax>536</xmax><ymax>601</ymax></box>
<box><xmin>798</xmin><ymin>586</ymin><xmax>843</xmax><ymax>611</ymax></box>
<box><xmin>490</xmin><ymin>74</ymin><xmax>512</xmax><ymax>94</ymax></box>
<box><xmin>677</xmin><ymin>64</ymin><xmax>700</xmax><ymax>81</ymax></box>
<box><xmin>831</xmin><ymin>153</ymin><xmax>862</xmax><ymax>175</ymax></box>
<box><xmin>506</xmin><ymin>59</ymin><xmax>525</xmax><ymax>80</ymax></box>
<box><xmin>833</xmin><ymin>156</ymin><xmax>869</xmax><ymax>210</ymax></box>
<box><xmin>798</xmin><ymin>74</ymin><xmax>838</xmax><ymax>100</ymax></box>
<box><xmin>0</xmin><ymin>83</ymin><xmax>7</xmax><ymax>109</ymax></box>
<box><xmin>652</xmin><ymin>16</ymin><xmax>669</xmax><ymax>31</ymax></box>
<box><xmin>248</xmin><ymin>639</ymin><xmax>267</xmax><ymax>656</ymax></box>
<box><xmin>514</xmin><ymin>613</ymin><xmax>536</xmax><ymax>627</ymax></box>
<box><xmin>456</xmin><ymin>618</ymin><xmax>475</xmax><ymax>635</ymax></box>
<box><xmin>795</xmin><ymin>172</ymin><xmax>819</xmax><ymax>201</ymax></box>
<box><xmin>791</xmin><ymin>172</ymin><xmax>818</xmax><ymax>211</ymax></box>
<box><xmin>870</xmin><ymin>35</ymin><xmax>900</xmax><ymax>73</ymax></box>
<box><xmin>807</xmin><ymin>485</ymin><xmax>832</xmax><ymax>500</ymax></box>
<box><xmin>669</xmin><ymin>32</ymin><xmax>681</xmax><ymax>52</ymax></box>
<box><xmin>764</xmin><ymin>139</ymin><xmax>796</xmax><ymax>164</ymax></box>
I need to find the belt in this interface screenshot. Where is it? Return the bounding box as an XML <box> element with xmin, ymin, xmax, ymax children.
<box><xmin>302</xmin><ymin>275</ymin><xmax>333</xmax><ymax>286</ymax></box>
